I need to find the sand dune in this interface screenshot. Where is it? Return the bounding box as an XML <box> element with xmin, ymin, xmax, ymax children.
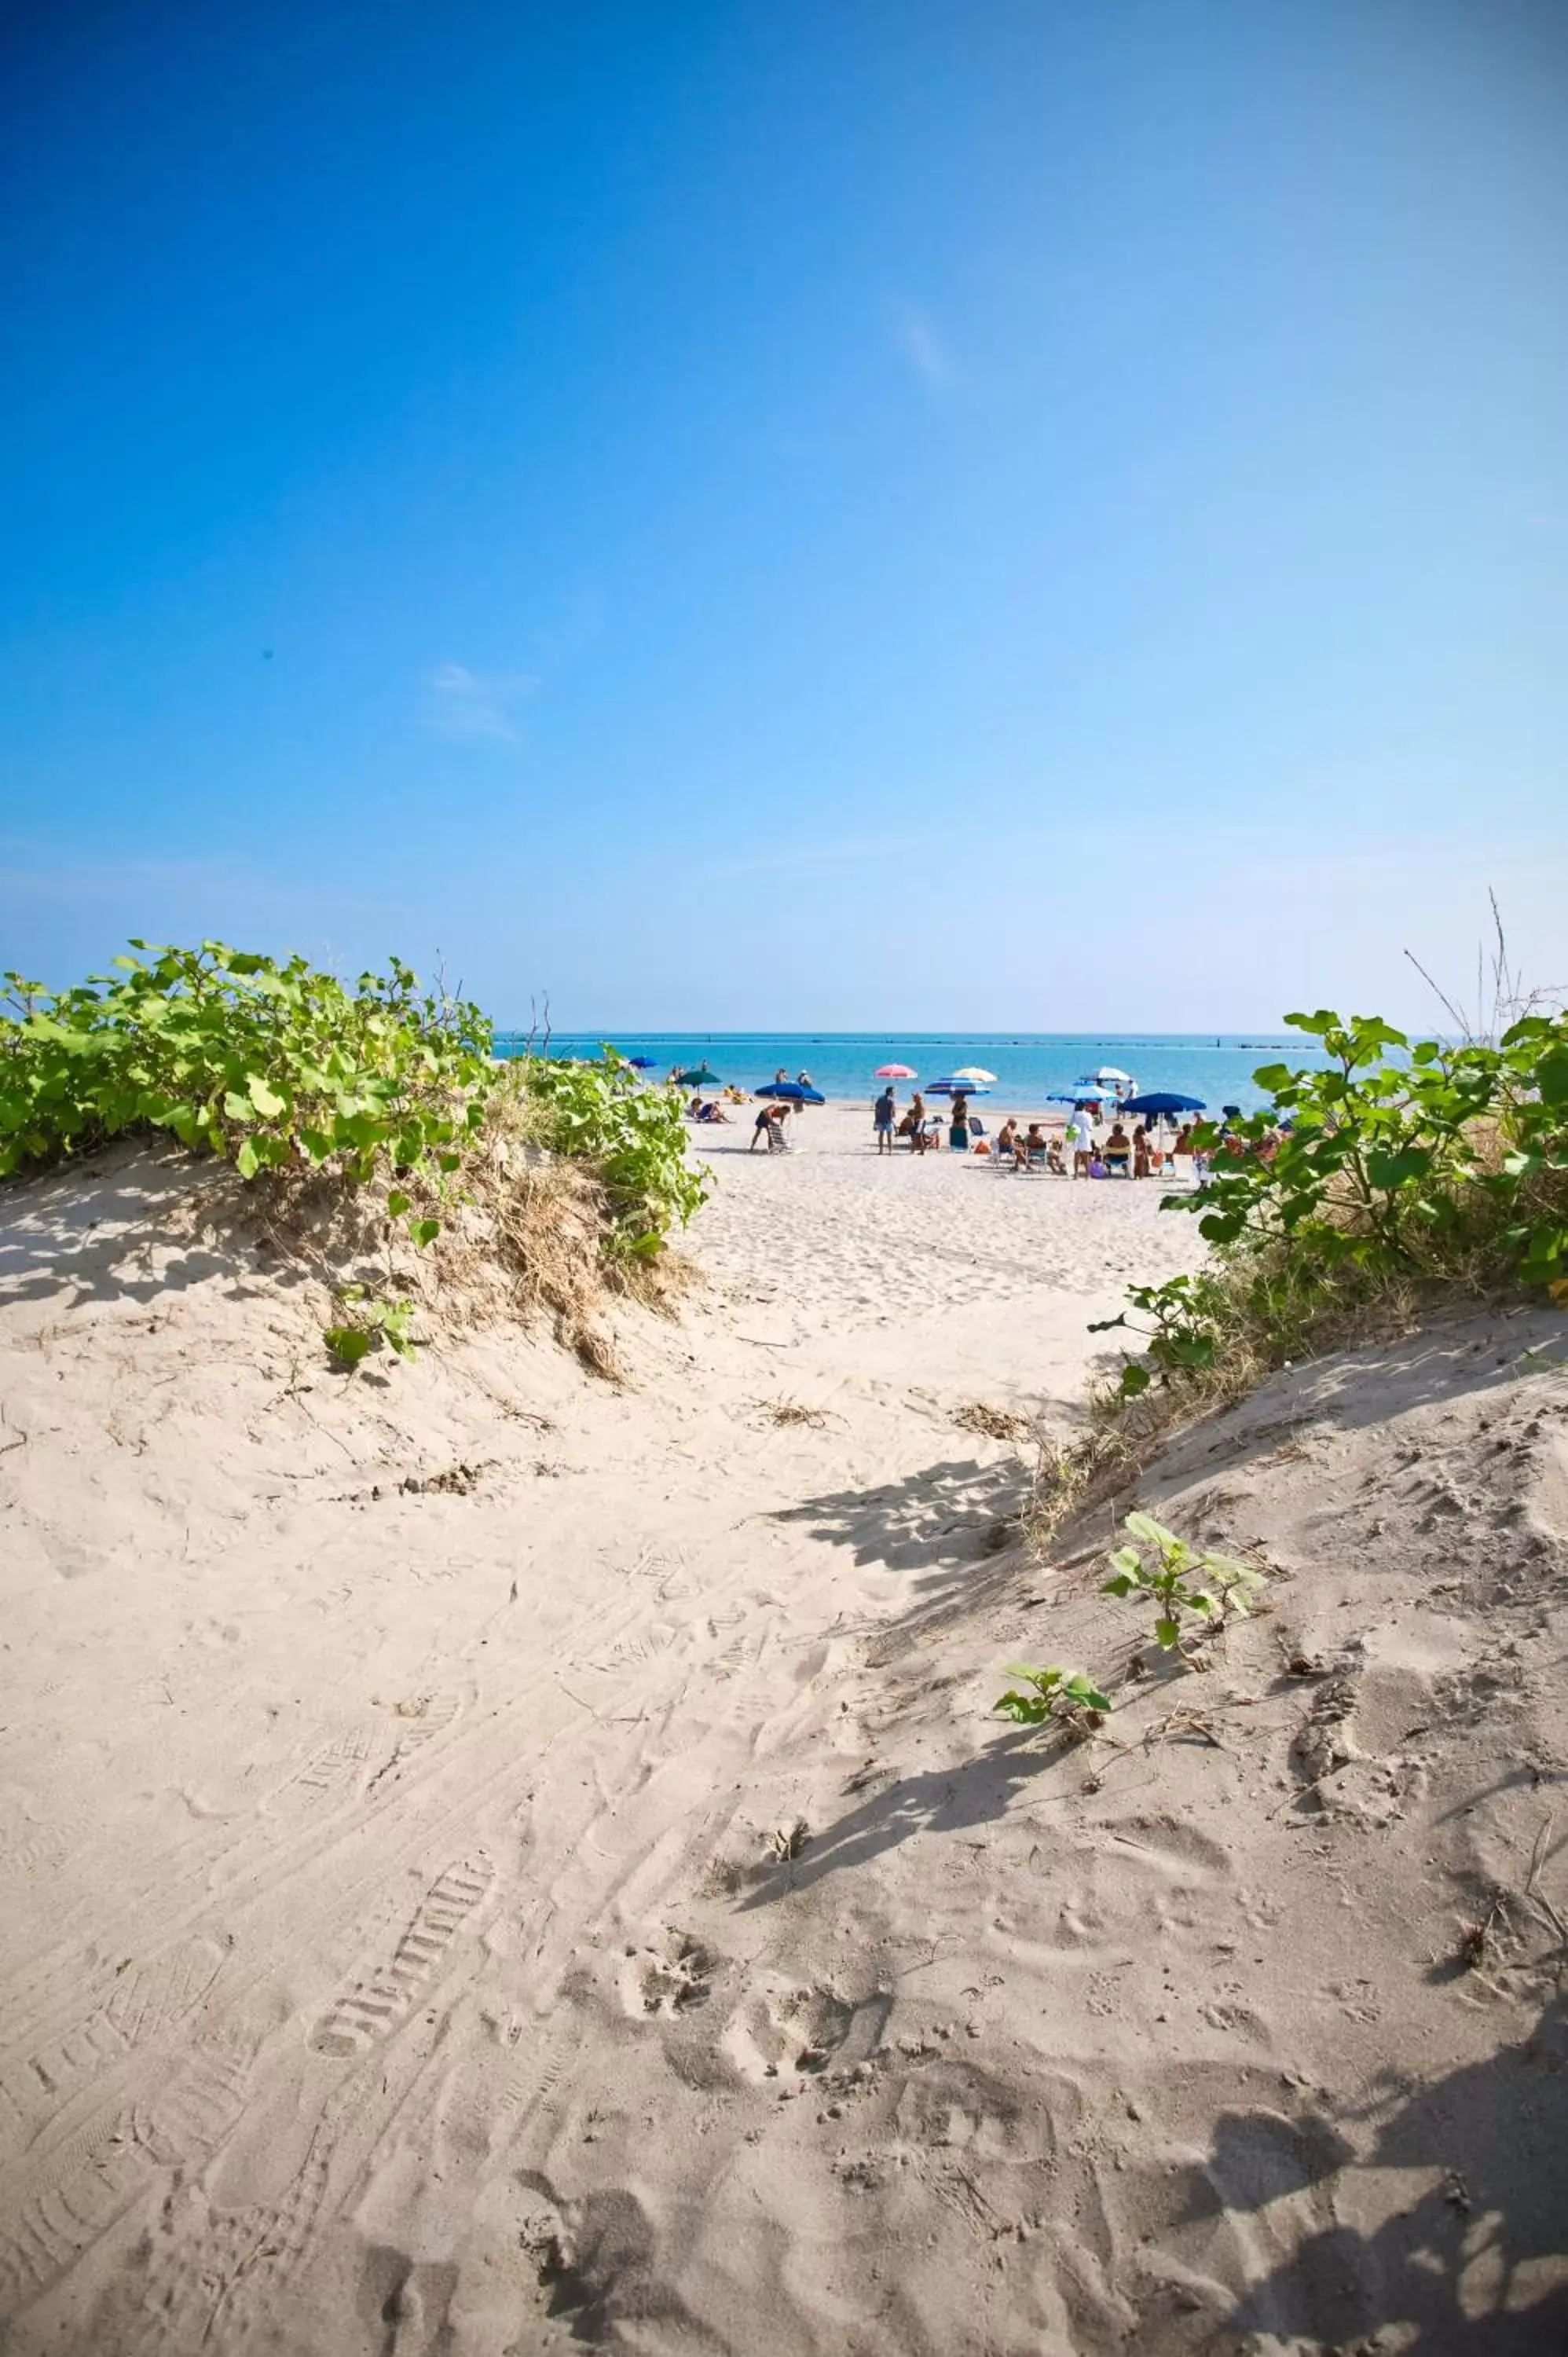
<box><xmin>1</xmin><ymin>1110</ymin><xmax>1565</xmax><ymax>2352</ymax></box>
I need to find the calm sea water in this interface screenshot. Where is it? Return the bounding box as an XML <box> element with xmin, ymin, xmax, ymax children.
<box><xmin>490</xmin><ymin>1032</ymin><xmax>1331</xmax><ymax>1115</ymax></box>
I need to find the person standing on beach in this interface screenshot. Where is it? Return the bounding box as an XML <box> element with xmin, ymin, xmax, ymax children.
<box><xmin>874</xmin><ymin>1087</ymin><xmax>896</xmax><ymax>1153</ymax></box>
<box><xmin>1064</xmin><ymin>1102</ymin><xmax>1094</xmax><ymax>1177</ymax></box>
<box><xmin>949</xmin><ymin>1092</ymin><xmax>971</xmax><ymax>1153</ymax></box>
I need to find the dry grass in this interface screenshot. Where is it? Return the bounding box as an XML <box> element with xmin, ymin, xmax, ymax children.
<box><xmin>953</xmin><ymin>1400</ymin><xmax>1032</xmax><ymax>1443</ymax></box>
<box><xmin>760</xmin><ymin>1398</ymin><xmax>829</xmax><ymax>1429</ymax></box>
<box><xmin>169</xmin><ymin>1072</ymin><xmax>687</xmax><ymax>1382</ymax></box>
<box><xmin>1024</xmin><ymin>1246</ymin><xmax>1432</xmax><ymax>1547</ymax></box>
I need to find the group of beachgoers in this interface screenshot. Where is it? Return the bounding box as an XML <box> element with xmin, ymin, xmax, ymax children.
<box><xmin>682</xmin><ymin>1072</ymin><xmax>1218</xmax><ymax>1175</ymax></box>
<box><xmin>872</xmin><ymin>1085</ymin><xmax>1205</xmax><ymax>1177</ymax></box>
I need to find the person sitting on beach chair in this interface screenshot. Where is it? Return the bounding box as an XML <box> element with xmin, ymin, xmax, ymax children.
<box><xmin>994</xmin><ymin>1118</ymin><xmax>1020</xmax><ymax>1166</ymax></box>
<box><xmin>1021</xmin><ymin>1121</ymin><xmax>1049</xmax><ymax>1171</ymax></box>
<box><xmin>1046</xmin><ymin>1134</ymin><xmax>1066</xmax><ymax>1175</ymax></box>
<box><xmin>1103</xmin><ymin>1121</ymin><xmax>1131</xmax><ymax>1175</ymax></box>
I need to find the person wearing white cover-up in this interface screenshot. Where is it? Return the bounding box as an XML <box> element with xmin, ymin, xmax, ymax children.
<box><xmin>1064</xmin><ymin>1103</ymin><xmax>1096</xmax><ymax>1178</ymax></box>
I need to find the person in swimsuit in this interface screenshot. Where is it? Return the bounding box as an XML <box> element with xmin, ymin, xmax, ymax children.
<box><xmin>949</xmin><ymin>1091</ymin><xmax>971</xmax><ymax>1153</ymax></box>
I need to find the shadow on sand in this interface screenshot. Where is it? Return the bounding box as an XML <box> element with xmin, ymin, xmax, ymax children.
<box><xmin>1180</xmin><ymin>1992</ymin><xmax>1568</xmax><ymax>2352</ymax></box>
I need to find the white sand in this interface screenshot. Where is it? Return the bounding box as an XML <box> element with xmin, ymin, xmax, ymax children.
<box><xmin>2</xmin><ymin>1113</ymin><xmax>1566</xmax><ymax>2352</ymax></box>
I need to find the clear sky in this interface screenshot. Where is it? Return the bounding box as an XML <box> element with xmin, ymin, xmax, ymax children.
<box><xmin>3</xmin><ymin>1</ymin><xmax>1566</xmax><ymax>1029</ymax></box>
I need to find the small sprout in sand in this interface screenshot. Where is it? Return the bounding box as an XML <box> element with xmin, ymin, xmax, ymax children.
<box><xmin>324</xmin><ymin>1286</ymin><xmax>418</xmax><ymax>1369</ymax></box>
<box><xmin>769</xmin><ymin>1817</ymin><xmax>811</xmax><ymax>1862</ymax></box>
<box><xmin>1101</xmin><ymin>1512</ymin><xmax>1264</xmax><ymax>1655</ymax></box>
<box><xmin>993</xmin><ymin>1666</ymin><xmax>1112</xmax><ymax>1732</ymax></box>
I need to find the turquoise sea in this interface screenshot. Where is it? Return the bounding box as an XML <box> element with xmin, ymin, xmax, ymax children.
<box><xmin>491</xmin><ymin>1032</ymin><xmax>1332</xmax><ymax>1115</ymax></box>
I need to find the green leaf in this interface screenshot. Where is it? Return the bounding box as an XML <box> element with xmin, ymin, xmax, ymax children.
<box><xmin>1101</xmin><ymin>1572</ymin><xmax>1139</xmax><ymax>1597</ymax></box>
<box><xmin>1117</xmin><ymin>1361</ymin><xmax>1152</xmax><ymax>1397</ymax></box>
<box><xmin>1124</xmin><ymin>1512</ymin><xmax>1178</xmax><ymax>1549</ymax></box>
<box><xmin>407</xmin><ymin>1215</ymin><xmax>441</xmax><ymax>1248</ymax></box>
<box><xmin>324</xmin><ymin>1325</ymin><xmax>373</xmax><ymax>1366</ymax></box>
<box><xmin>1365</xmin><ymin>1146</ymin><xmax>1434</xmax><ymax>1190</ymax></box>
<box><xmin>387</xmin><ymin>1190</ymin><xmax>412</xmax><ymax>1218</ymax></box>
<box><xmin>1537</xmin><ymin>1052</ymin><xmax>1568</xmax><ymax>1108</ymax></box>
<box><xmin>235</xmin><ymin>1138</ymin><xmax>261</xmax><ymax>1180</ymax></box>
<box><xmin>1154</xmin><ymin>1615</ymin><xmax>1181</xmax><ymax>1649</ymax></box>
<box><xmin>1061</xmin><ymin>1675</ymin><xmax>1113</xmax><ymax>1713</ymax></box>
<box><xmin>247</xmin><ymin>1075</ymin><xmax>286</xmax><ymax>1117</ymax></box>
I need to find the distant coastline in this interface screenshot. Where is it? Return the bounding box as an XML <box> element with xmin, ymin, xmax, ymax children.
<box><xmin>490</xmin><ymin>1031</ymin><xmax>1333</xmax><ymax>1116</ymax></box>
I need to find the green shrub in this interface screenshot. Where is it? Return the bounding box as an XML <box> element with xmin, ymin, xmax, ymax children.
<box><xmin>518</xmin><ymin>1046</ymin><xmax>709</xmax><ymax>1255</ymax></box>
<box><xmin>1094</xmin><ymin>1007</ymin><xmax>1568</xmax><ymax>1408</ymax></box>
<box><xmin>0</xmin><ymin>943</ymin><xmax>490</xmax><ymax>1231</ymax></box>
<box><xmin>0</xmin><ymin>948</ymin><xmax>709</xmax><ymax>1273</ymax></box>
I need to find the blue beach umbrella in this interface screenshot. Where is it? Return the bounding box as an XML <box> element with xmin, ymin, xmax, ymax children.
<box><xmin>757</xmin><ymin>1080</ymin><xmax>825</xmax><ymax>1104</ymax></box>
<box><xmin>1121</xmin><ymin>1092</ymin><xmax>1207</xmax><ymax>1118</ymax></box>
<box><xmin>927</xmin><ymin>1078</ymin><xmax>992</xmax><ymax>1097</ymax></box>
<box><xmin>626</xmin><ymin>1055</ymin><xmax>658</xmax><ymax>1070</ymax></box>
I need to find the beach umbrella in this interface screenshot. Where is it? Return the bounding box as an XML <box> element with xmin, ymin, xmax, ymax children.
<box><xmin>1121</xmin><ymin>1091</ymin><xmax>1207</xmax><ymax>1118</ymax></box>
<box><xmin>1076</xmin><ymin>1065</ymin><xmax>1130</xmax><ymax>1086</ymax></box>
<box><xmin>927</xmin><ymin>1078</ymin><xmax>992</xmax><ymax>1097</ymax></box>
<box><xmin>951</xmin><ymin>1065</ymin><xmax>998</xmax><ymax>1085</ymax></box>
<box><xmin>1046</xmin><ymin>1091</ymin><xmax>1094</xmax><ymax>1105</ymax></box>
<box><xmin>875</xmin><ymin>1063</ymin><xmax>918</xmax><ymax>1079</ymax></box>
<box><xmin>625</xmin><ymin>1055</ymin><xmax>658</xmax><ymax>1070</ymax></box>
<box><xmin>1221</xmin><ymin>1104</ymin><xmax>1242</xmax><ymax>1118</ymax></box>
<box><xmin>757</xmin><ymin>1080</ymin><xmax>825</xmax><ymax>1104</ymax></box>
<box><xmin>676</xmin><ymin>1065</ymin><xmax>722</xmax><ymax>1087</ymax></box>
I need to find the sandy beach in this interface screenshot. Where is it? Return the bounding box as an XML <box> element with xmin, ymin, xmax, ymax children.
<box><xmin>2</xmin><ymin>1110</ymin><xmax>1565</xmax><ymax>2353</ymax></box>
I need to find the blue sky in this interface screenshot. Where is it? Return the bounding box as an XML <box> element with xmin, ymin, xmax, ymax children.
<box><xmin>3</xmin><ymin>0</ymin><xmax>1566</xmax><ymax>1029</ymax></box>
